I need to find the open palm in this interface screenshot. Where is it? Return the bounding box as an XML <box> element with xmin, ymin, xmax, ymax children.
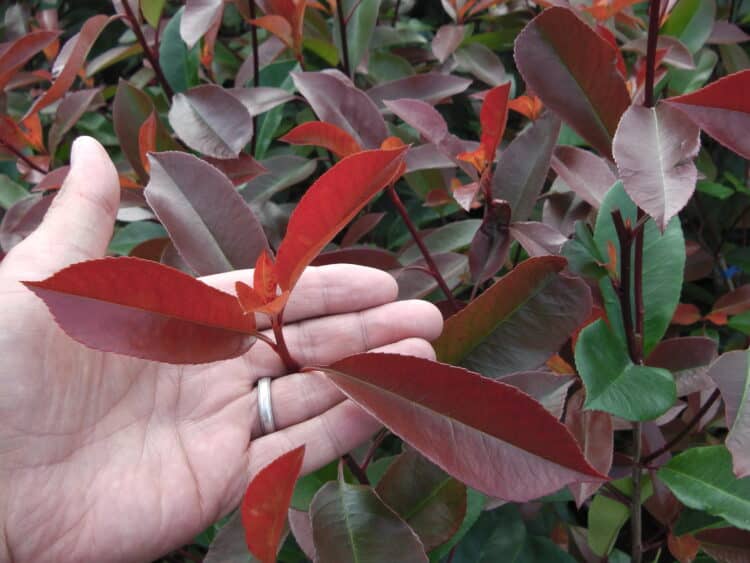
<box><xmin>0</xmin><ymin>138</ymin><xmax>442</xmax><ymax>563</ymax></box>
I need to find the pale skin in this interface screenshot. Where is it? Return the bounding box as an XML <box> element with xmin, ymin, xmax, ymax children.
<box><xmin>0</xmin><ymin>137</ymin><xmax>443</xmax><ymax>563</ymax></box>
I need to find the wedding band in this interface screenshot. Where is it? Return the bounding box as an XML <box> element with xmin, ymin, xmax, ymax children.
<box><xmin>257</xmin><ymin>377</ymin><xmax>276</xmax><ymax>435</ymax></box>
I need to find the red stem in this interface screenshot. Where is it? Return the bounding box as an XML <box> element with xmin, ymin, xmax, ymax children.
<box><xmin>387</xmin><ymin>185</ymin><xmax>460</xmax><ymax>312</ymax></box>
<box><xmin>0</xmin><ymin>139</ymin><xmax>47</xmax><ymax>174</ymax></box>
<box><xmin>271</xmin><ymin>312</ymin><xmax>300</xmax><ymax>372</ymax></box>
<box><xmin>644</xmin><ymin>0</ymin><xmax>662</xmax><ymax>109</ymax></box>
<box><xmin>335</xmin><ymin>0</ymin><xmax>352</xmax><ymax>76</ymax></box>
<box><xmin>248</xmin><ymin>0</ymin><xmax>260</xmax><ymax>154</ymax></box>
<box><xmin>121</xmin><ymin>0</ymin><xmax>174</xmax><ymax>100</ymax></box>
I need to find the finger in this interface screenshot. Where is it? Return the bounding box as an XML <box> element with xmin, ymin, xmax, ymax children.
<box><xmin>9</xmin><ymin>136</ymin><xmax>120</xmax><ymax>274</ymax></box>
<box><xmin>249</xmin><ymin>337</ymin><xmax>436</xmax><ymax>438</ymax></box>
<box><xmin>200</xmin><ymin>263</ymin><xmax>399</xmax><ymax>329</ymax></box>
<box><xmin>248</xmin><ymin>400</ymin><xmax>380</xmax><ymax>478</ymax></box>
<box><xmin>246</xmin><ymin>299</ymin><xmax>443</xmax><ymax>376</ymax></box>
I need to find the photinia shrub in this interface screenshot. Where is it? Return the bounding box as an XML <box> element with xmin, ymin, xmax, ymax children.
<box><xmin>2</xmin><ymin>0</ymin><xmax>750</xmax><ymax>561</ymax></box>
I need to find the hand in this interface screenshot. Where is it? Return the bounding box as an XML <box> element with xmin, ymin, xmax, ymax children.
<box><xmin>0</xmin><ymin>137</ymin><xmax>443</xmax><ymax>563</ymax></box>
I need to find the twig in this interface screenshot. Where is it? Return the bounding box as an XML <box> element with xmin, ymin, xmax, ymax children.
<box><xmin>343</xmin><ymin>453</ymin><xmax>370</xmax><ymax>485</ymax></box>
<box><xmin>0</xmin><ymin>139</ymin><xmax>47</xmax><ymax>174</ymax></box>
<box><xmin>121</xmin><ymin>0</ymin><xmax>174</xmax><ymax>100</ymax></box>
<box><xmin>248</xmin><ymin>0</ymin><xmax>260</xmax><ymax>154</ymax></box>
<box><xmin>391</xmin><ymin>0</ymin><xmax>402</xmax><ymax>26</ymax></box>
<box><xmin>642</xmin><ymin>388</ymin><xmax>722</xmax><ymax>465</ymax></box>
<box><xmin>336</xmin><ymin>0</ymin><xmax>352</xmax><ymax>76</ymax></box>
<box><xmin>602</xmin><ymin>482</ymin><xmax>632</xmax><ymax>507</ymax></box>
<box><xmin>387</xmin><ymin>185</ymin><xmax>460</xmax><ymax>313</ymax></box>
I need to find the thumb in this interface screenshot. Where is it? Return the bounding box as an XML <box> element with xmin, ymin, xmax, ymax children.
<box><xmin>10</xmin><ymin>136</ymin><xmax>120</xmax><ymax>274</ymax></box>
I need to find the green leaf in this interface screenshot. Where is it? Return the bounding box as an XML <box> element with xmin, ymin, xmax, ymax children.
<box><xmin>729</xmin><ymin>311</ymin><xmax>750</xmax><ymax>334</ymax></box>
<box><xmin>254</xmin><ymin>60</ymin><xmax>298</xmax><ymax>160</ymax></box>
<box><xmin>0</xmin><ymin>174</ymin><xmax>28</xmax><ymax>210</ymax></box>
<box><xmin>673</xmin><ymin>507</ymin><xmax>728</xmax><ymax>536</ymax></box>
<box><xmin>594</xmin><ymin>181</ymin><xmax>686</xmax><ymax>356</ymax></box>
<box><xmin>141</xmin><ymin>0</ymin><xmax>167</xmax><ymax>28</ymax></box>
<box><xmin>697</xmin><ymin>180</ymin><xmax>735</xmax><ymax>199</ymax></box>
<box><xmin>158</xmin><ymin>7</ymin><xmax>200</xmax><ymax>94</ymax></box>
<box><xmin>334</xmin><ymin>0</ymin><xmax>382</xmax><ymax>74</ymax></box>
<box><xmin>659</xmin><ymin>446</ymin><xmax>750</xmax><ymax>531</ymax></box>
<box><xmin>368</xmin><ymin>52</ymin><xmax>414</xmax><ymax>82</ymax></box>
<box><xmin>669</xmin><ymin>48</ymin><xmax>718</xmax><ymax>95</ymax></box>
<box><xmin>588</xmin><ymin>477</ymin><xmax>653</xmax><ymax>556</ymax></box>
<box><xmin>108</xmin><ymin>221</ymin><xmax>167</xmax><ymax>255</ymax></box>
<box><xmin>661</xmin><ymin>0</ymin><xmax>716</xmax><ymax>54</ymax></box>
<box><xmin>575</xmin><ymin>319</ymin><xmax>676</xmax><ymax>420</ymax></box>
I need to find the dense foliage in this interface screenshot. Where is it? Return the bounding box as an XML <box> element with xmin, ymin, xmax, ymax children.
<box><xmin>2</xmin><ymin>0</ymin><xmax>750</xmax><ymax>561</ymax></box>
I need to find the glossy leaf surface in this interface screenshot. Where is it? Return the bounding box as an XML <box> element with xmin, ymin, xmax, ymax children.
<box><xmin>575</xmin><ymin>319</ymin><xmax>676</xmax><ymax>421</ymax></box>
<box><xmin>321</xmin><ymin>353</ymin><xmax>605</xmax><ymax>501</ymax></box>
<box><xmin>550</xmin><ymin>146</ymin><xmax>616</xmax><ymax>209</ymax></box>
<box><xmin>292</xmin><ymin>71</ymin><xmax>388</xmax><ymax>149</ymax></box>
<box><xmin>310</xmin><ymin>479</ymin><xmax>428</xmax><ymax>563</ymax></box>
<box><xmin>145</xmin><ymin>152</ymin><xmax>268</xmax><ymax>275</ymax></box>
<box><xmin>376</xmin><ymin>449</ymin><xmax>466</xmax><ymax>551</ymax></box>
<box><xmin>613</xmin><ymin>103</ymin><xmax>700</xmax><ymax>231</ymax></box>
<box><xmin>168</xmin><ymin>84</ymin><xmax>254</xmax><ymax>159</ymax></box>
<box><xmin>367</xmin><ymin>74</ymin><xmax>472</xmax><ymax>108</ymax></box>
<box><xmin>659</xmin><ymin>446</ymin><xmax>750</xmax><ymax>531</ymax></box>
<box><xmin>434</xmin><ymin>256</ymin><xmax>591</xmax><ymax>378</ymax></box>
<box><xmin>242</xmin><ymin>446</ymin><xmax>305</xmax><ymax>563</ymax></box>
<box><xmin>491</xmin><ymin>112</ymin><xmax>561</xmax><ymax>221</ymax></box>
<box><xmin>514</xmin><ymin>7</ymin><xmax>630</xmax><ymax>157</ymax></box>
<box><xmin>708</xmin><ymin>350</ymin><xmax>750</xmax><ymax>477</ymax></box>
<box><xmin>23</xmin><ymin>257</ymin><xmax>255</xmax><ymax>363</ymax></box>
<box><xmin>0</xmin><ymin>30</ymin><xmax>59</xmax><ymax>89</ymax></box>
<box><xmin>275</xmin><ymin>147</ymin><xmax>406</xmax><ymax>290</ymax></box>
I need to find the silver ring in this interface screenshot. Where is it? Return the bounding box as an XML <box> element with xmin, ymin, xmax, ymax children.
<box><xmin>257</xmin><ymin>377</ymin><xmax>276</xmax><ymax>435</ymax></box>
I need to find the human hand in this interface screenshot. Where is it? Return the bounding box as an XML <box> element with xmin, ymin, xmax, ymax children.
<box><xmin>0</xmin><ymin>137</ymin><xmax>442</xmax><ymax>563</ymax></box>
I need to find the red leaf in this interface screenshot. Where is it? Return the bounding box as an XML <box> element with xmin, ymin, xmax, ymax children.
<box><xmin>340</xmin><ymin>212</ymin><xmax>386</xmax><ymax>247</ymax></box>
<box><xmin>250</xmin><ymin>15</ymin><xmax>294</xmax><ymax>49</ymax></box>
<box><xmin>668</xmin><ymin>532</ymin><xmax>700</xmax><ymax>563</ymax></box>
<box><xmin>584</xmin><ymin>0</ymin><xmax>644</xmax><ymax>20</ymax></box>
<box><xmin>432</xmin><ymin>24</ymin><xmax>466</xmax><ymax>63</ymax></box>
<box><xmin>242</xmin><ymin>446</ymin><xmax>305</xmax><ymax>563</ymax></box>
<box><xmin>509</xmin><ymin>221</ymin><xmax>568</xmax><ymax>257</ymax></box>
<box><xmin>709</xmin><ymin>284</ymin><xmax>750</xmax><ymax>319</ymax></box>
<box><xmin>25</xmin><ymin>15</ymin><xmax>111</xmax><ymax>118</ymax></box>
<box><xmin>0</xmin><ymin>30</ymin><xmax>60</xmax><ymax>90</ymax></box>
<box><xmin>254</xmin><ymin>249</ymin><xmax>279</xmax><ymax>303</ymax></box>
<box><xmin>477</xmin><ymin>82</ymin><xmax>511</xmax><ymax>165</ymax></box>
<box><xmin>613</xmin><ymin>102</ymin><xmax>700</xmax><ymax>231</ymax></box>
<box><xmin>514</xmin><ymin>7</ymin><xmax>630</xmax><ymax>157</ymax></box>
<box><xmin>671</xmin><ymin>303</ymin><xmax>702</xmax><ymax>325</ymax></box>
<box><xmin>367</xmin><ymin>74</ymin><xmax>472</xmax><ymax>108</ymax></box>
<box><xmin>22</xmin><ymin>257</ymin><xmax>256</xmax><ymax>364</ymax></box>
<box><xmin>320</xmin><ymin>353</ymin><xmax>606</xmax><ymax>501</ymax></box>
<box><xmin>665</xmin><ymin>70</ymin><xmax>750</xmax><ymax>159</ymax></box>
<box><xmin>292</xmin><ymin>71</ymin><xmax>388</xmax><ymax>149</ymax></box>
<box><xmin>507</xmin><ymin>94</ymin><xmax>544</xmax><ymax>121</ymax></box>
<box><xmin>280</xmin><ymin>121</ymin><xmax>362</xmax><ymax>158</ymax></box>
<box><xmin>203</xmin><ymin>154</ymin><xmax>268</xmax><ymax>186</ymax></box>
<box><xmin>138</xmin><ymin>111</ymin><xmax>158</xmax><ymax>174</ymax></box>
<box><xmin>275</xmin><ymin>147</ymin><xmax>407</xmax><ymax>290</ymax></box>
<box><xmin>595</xmin><ymin>24</ymin><xmax>627</xmax><ymax>78</ymax></box>
<box><xmin>696</xmin><ymin>528</ymin><xmax>750</xmax><ymax>562</ymax></box>
<box><xmin>468</xmin><ymin>200</ymin><xmax>512</xmax><ymax>284</ymax></box>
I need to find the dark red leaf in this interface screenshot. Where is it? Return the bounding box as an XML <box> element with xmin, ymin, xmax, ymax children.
<box><xmin>320</xmin><ymin>353</ymin><xmax>606</xmax><ymax>501</ymax></box>
<box><xmin>664</xmin><ymin>70</ymin><xmax>750</xmax><ymax>159</ymax></box>
<box><xmin>432</xmin><ymin>24</ymin><xmax>466</xmax><ymax>63</ymax></box>
<box><xmin>477</xmin><ymin>82</ymin><xmax>511</xmax><ymax>165</ymax></box>
<box><xmin>48</xmin><ymin>88</ymin><xmax>103</xmax><ymax>155</ymax></box>
<box><xmin>508</xmin><ymin>221</ymin><xmax>568</xmax><ymax>257</ymax></box>
<box><xmin>491</xmin><ymin>112</ymin><xmax>561</xmax><ymax>222</ymax></box>
<box><xmin>646</xmin><ymin>336</ymin><xmax>717</xmax><ymax>396</ymax></box>
<box><xmin>312</xmin><ymin>247</ymin><xmax>403</xmax><ymax>271</ymax></box>
<box><xmin>287</xmin><ymin>509</ymin><xmax>315</xmax><ymax>560</ymax></box>
<box><xmin>203</xmin><ymin>154</ymin><xmax>268</xmax><ymax>186</ymax></box>
<box><xmin>292</xmin><ymin>71</ymin><xmax>389</xmax><ymax>149</ymax></box>
<box><xmin>168</xmin><ymin>84</ymin><xmax>254</xmax><ymax>159</ymax></box>
<box><xmin>551</xmin><ymin>146</ymin><xmax>617</xmax><ymax>209</ymax></box>
<box><xmin>707</xmin><ymin>350</ymin><xmax>750</xmax><ymax>477</ymax></box>
<box><xmin>671</xmin><ymin>303</ymin><xmax>702</xmax><ymax>325</ymax></box>
<box><xmin>696</xmin><ymin>528</ymin><xmax>750</xmax><ymax>562</ymax></box>
<box><xmin>393</xmin><ymin>252</ymin><xmax>468</xmax><ymax>301</ymax></box>
<box><xmin>565</xmin><ymin>390</ymin><xmax>613</xmax><ymax>507</ymax></box>
<box><xmin>25</xmin><ymin>15</ymin><xmax>111</xmax><ymax>117</ymax></box>
<box><xmin>274</xmin><ymin>147</ymin><xmax>407</xmax><ymax>290</ymax></box>
<box><xmin>367</xmin><ymin>74</ymin><xmax>472</xmax><ymax>108</ymax></box>
<box><xmin>22</xmin><ymin>257</ymin><xmax>256</xmax><ymax>363</ymax></box>
<box><xmin>241</xmin><ymin>446</ymin><xmax>305</xmax><ymax>563</ymax></box>
<box><xmin>144</xmin><ymin>152</ymin><xmax>269</xmax><ymax>275</ymax></box>
<box><xmin>613</xmin><ymin>102</ymin><xmax>700</xmax><ymax>231</ymax></box>
<box><xmin>500</xmin><ymin>370</ymin><xmax>575</xmax><ymax>419</ymax></box>
<box><xmin>340</xmin><ymin>212</ymin><xmax>386</xmax><ymax>247</ymax></box>
<box><xmin>468</xmin><ymin>200</ymin><xmax>512</xmax><ymax>284</ymax></box>
<box><xmin>708</xmin><ymin>284</ymin><xmax>750</xmax><ymax>320</ymax></box>
<box><xmin>0</xmin><ymin>194</ymin><xmax>54</xmax><ymax>252</ymax></box>
<box><xmin>434</xmin><ymin>256</ymin><xmax>592</xmax><ymax>377</ymax></box>
<box><xmin>668</xmin><ymin>533</ymin><xmax>700</xmax><ymax>563</ymax></box>
<box><xmin>279</xmin><ymin>121</ymin><xmax>362</xmax><ymax>158</ymax></box>
<box><xmin>514</xmin><ymin>6</ymin><xmax>630</xmax><ymax>157</ymax></box>
<box><xmin>375</xmin><ymin>449</ymin><xmax>466</xmax><ymax>551</ymax></box>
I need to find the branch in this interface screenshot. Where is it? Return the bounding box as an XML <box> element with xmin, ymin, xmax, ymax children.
<box><xmin>247</xmin><ymin>0</ymin><xmax>260</xmax><ymax>154</ymax></box>
<box><xmin>0</xmin><ymin>139</ymin><xmax>47</xmax><ymax>175</ymax></box>
<box><xmin>336</xmin><ymin>0</ymin><xmax>352</xmax><ymax>76</ymax></box>
<box><xmin>121</xmin><ymin>0</ymin><xmax>174</xmax><ymax>101</ymax></box>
